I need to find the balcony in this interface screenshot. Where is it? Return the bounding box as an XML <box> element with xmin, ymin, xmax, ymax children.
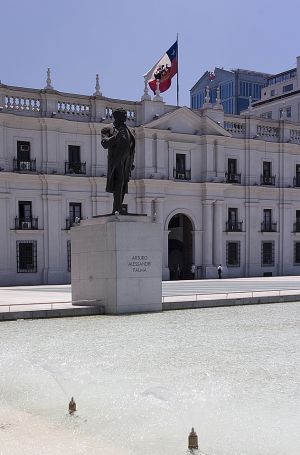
<box><xmin>173</xmin><ymin>169</ymin><xmax>191</xmax><ymax>180</ymax></box>
<box><xmin>293</xmin><ymin>175</ymin><xmax>300</xmax><ymax>187</ymax></box>
<box><xmin>65</xmin><ymin>162</ymin><xmax>86</xmax><ymax>175</ymax></box>
<box><xmin>226</xmin><ymin>221</ymin><xmax>243</xmax><ymax>232</ymax></box>
<box><xmin>15</xmin><ymin>217</ymin><xmax>38</xmax><ymax>230</ymax></box>
<box><xmin>294</xmin><ymin>222</ymin><xmax>300</xmax><ymax>232</ymax></box>
<box><xmin>260</xmin><ymin>175</ymin><xmax>276</xmax><ymax>186</ymax></box>
<box><xmin>225</xmin><ymin>172</ymin><xmax>241</xmax><ymax>184</ymax></box>
<box><xmin>13</xmin><ymin>158</ymin><xmax>36</xmax><ymax>172</ymax></box>
<box><xmin>261</xmin><ymin>221</ymin><xmax>277</xmax><ymax>232</ymax></box>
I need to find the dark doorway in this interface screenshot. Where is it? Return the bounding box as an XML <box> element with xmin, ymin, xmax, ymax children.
<box><xmin>168</xmin><ymin>214</ymin><xmax>193</xmax><ymax>280</ymax></box>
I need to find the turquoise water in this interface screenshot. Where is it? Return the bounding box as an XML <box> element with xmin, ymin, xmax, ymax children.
<box><xmin>0</xmin><ymin>303</ymin><xmax>299</xmax><ymax>455</ymax></box>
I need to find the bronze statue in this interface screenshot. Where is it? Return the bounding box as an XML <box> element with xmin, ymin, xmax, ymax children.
<box><xmin>101</xmin><ymin>108</ymin><xmax>135</xmax><ymax>214</ymax></box>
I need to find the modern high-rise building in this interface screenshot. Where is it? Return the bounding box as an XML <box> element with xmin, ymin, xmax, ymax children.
<box><xmin>190</xmin><ymin>67</ymin><xmax>271</xmax><ymax>114</ymax></box>
<box><xmin>245</xmin><ymin>56</ymin><xmax>300</xmax><ymax>122</ymax></box>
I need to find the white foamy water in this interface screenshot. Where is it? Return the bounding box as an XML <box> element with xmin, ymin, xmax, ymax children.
<box><xmin>0</xmin><ymin>303</ymin><xmax>299</xmax><ymax>455</ymax></box>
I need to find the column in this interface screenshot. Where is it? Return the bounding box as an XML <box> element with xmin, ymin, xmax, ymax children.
<box><xmin>44</xmin><ymin>194</ymin><xmax>63</xmax><ymax>284</ymax></box>
<box><xmin>213</xmin><ymin>200</ymin><xmax>224</xmax><ymax>265</ymax></box>
<box><xmin>162</xmin><ymin>229</ymin><xmax>170</xmax><ymax>280</ymax></box>
<box><xmin>245</xmin><ymin>200</ymin><xmax>259</xmax><ymax>276</ymax></box>
<box><xmin>153</xmin><ymin>197</ymin><xmax>164</xmax><ymax>223</ymax></box>
<box><xmin>280</xmin><ymin>202</ymin><xmax>291</xmax><ymax>276</ymax></box>
<box><xmin>192</xmin><ymin>229</ymin><xmax>202</xmax><ymax>277</ymax></box>
<box><xmin>0</xmin><ymin>194</ymin><xmax>12</xmax><ymax>284</ymax></box>
<box><xmin>141</xmin><ymin>197</ymin><xmax>153</xmax><ymax>217</ymax></box>
<box><xmin>202</xmin><ymin>201</ymin><xmax>213</xmax><ymax>267</ymax></box>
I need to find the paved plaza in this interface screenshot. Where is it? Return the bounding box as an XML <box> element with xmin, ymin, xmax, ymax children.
<box><xmin>0</xmin><ymin>276</ymin><xmax>300</xmax><ymax>314</ymax></box>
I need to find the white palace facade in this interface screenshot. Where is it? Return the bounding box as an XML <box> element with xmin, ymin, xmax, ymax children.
<box><xmin>2</xmin><ymin>71</ymin><xmax>300</xmax><ymax>286</ymax></box>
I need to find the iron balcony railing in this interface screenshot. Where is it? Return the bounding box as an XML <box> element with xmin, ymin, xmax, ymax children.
<box><xmin>226</xmin><ymin>221</ymin><xmax>243</xmax><ymax>232</ymax></box>
<box><xmin>173</xmin><ymin>169</ymin><xmax>191</xmax><ymax>180</ymax></box>
<box><xmin>294</xmin><ymin>222</ymin><xmax>300</xmax><ymax>232</ymax></box>
<box><xmin>65</xmin><ymin>162</ymin><xmax>86</xmax><ymax>175</ymax></box>
<box><xmin>293</xmin><ymin>175</ymin><xmax>300</xmax><ymax>187</ymax></box>
<box><xmin>261</xmin><ymin>221</ymin><xmax>277</xmax><ymax>232</ymax></box>
<box><xmin>260</xmin><ymin>175</ymin><xmax>276</xmax><ymax>186</ymax></box>
<box><xmin>15</xmin><ymin>217</ymin><xmax>38</xmax><ymax>230</ymax></box>
<box><xmin>13</xmin><ymin>158</ymin><xmax>36</xmax><ymax>172</ymax></box>
<box><xmin>225</xmin><ymin>172</ymin><xmax>241</xmax><ymax>184</ymax></box>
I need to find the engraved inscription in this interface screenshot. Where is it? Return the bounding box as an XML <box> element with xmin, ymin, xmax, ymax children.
<box><xmin>128</xmin><ymin>255</ymin><xmax>152</xmax><ymax>273</ymax></box>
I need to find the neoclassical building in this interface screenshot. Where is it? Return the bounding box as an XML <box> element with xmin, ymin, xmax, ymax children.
<box><xmin>1</xmin><ymin>72</ymin><xmax>300</xmax><ymax>286</ymax></box>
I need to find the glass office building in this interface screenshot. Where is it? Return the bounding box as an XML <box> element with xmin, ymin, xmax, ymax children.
<box><xmin>190</xmin><ymin>67</ymin><xmax>271</xmax><ymax>114</ymax></box>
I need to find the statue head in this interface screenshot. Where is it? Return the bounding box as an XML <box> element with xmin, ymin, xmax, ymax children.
<box><xmin>112</xmin><ymin>108</ymin><xmax>127</xmax><ymax>124</ymax></box>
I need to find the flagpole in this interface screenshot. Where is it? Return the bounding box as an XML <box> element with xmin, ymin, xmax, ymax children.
<box><xmin>176</xmin><ymin>32</ymin><xmax>179</xmax><ymax>106</ymax></box>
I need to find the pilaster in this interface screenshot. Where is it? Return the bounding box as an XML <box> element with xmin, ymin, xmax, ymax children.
<box><xmin>202</xmin><ymin>200</ymin><xmax>213</xmax><ymax>267</ymax></box>
<box><xmin>213</xmin><ymin>200</ymin><xmax>224</xmax><ymax>265</ymax></box>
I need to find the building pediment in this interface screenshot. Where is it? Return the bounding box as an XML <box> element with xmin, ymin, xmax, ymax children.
<box><xmin>143</xmin><ymin>106</ymin><xmax>231</xmax><ymax>137</ymax></box>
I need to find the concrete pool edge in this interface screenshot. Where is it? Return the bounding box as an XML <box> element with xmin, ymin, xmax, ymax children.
<box><xmin>162</xmin><ymin>293</ymin><xmax>300</xmax><ymax>311</ymax></box>
<box><xmin>0</xmin><ymin>293</ymin><xmax>300</xmax><ymax>321</ymax></box>
<box><xmin>0</xmin><ymin>306</ymin><xmax>105</xmax><ymax>321</ymax></box>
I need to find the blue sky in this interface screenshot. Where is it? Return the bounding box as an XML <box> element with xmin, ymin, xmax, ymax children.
<box><xmin>1</xmin><ymin>0</ymin><xmax>300</xmax><ymax>107</ymax></box>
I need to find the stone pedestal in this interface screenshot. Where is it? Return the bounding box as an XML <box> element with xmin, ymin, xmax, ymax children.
<box><xmin>71</xmin><ymin>214</ymin><xmax>162</xmax><ymax>314</ymax></box>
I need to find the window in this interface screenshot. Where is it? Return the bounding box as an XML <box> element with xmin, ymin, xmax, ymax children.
<box><xmin>226</xmin><ymin>241</ymin><xmax>240</xmax><ymax>267</ymax></box>
<box><xmin>18</xmin><ymin>201</ymin><xmax>32</xmax><ymax>220</ymax></box>
<box><xmin>17</xmin><ymin>141</ymin><xmax>30</xmax><ymax>161</ymax></box>
<box><xmin>17</xmin><ymin>240</ymin><xmax>37</xmax><ymax>273</ymax></box>
<box><xmin>228</xmin><ymin>158</ymin><xmax>237</xmax><ymax>175</ymax></box>
<box><xmin>263</xmin><ymin>161</ymin><xmax>271</xmax><ymax>177</ymax></box>
<box><xmin>295</xmin><ymin>210</ymin><xmax>300</xmax><ymax>232</ymax></box>
<box><xmin>296</xmin><ymin>164</ymin><xmax>300</xmax><ymax>185</ymax></box>
<box><xmin>240</xmin><ymin>81</ymin><xmax>252</xmax><ymax>97</ymax></box>
<box><xmin>69</xmin><ymin>203</ymin><xmax>82</xmax><ymax>223</ymax></box>
<box><xmin>283</xmin><ymin>84</ymin><xmax>293</xmax><ymax>93</ymax></box>
<box><xmin>67</xmin><ymin>240</ymin><xmax>71</xmax><ymax>272</ymax></box>
<box><xmin>222</xmin><ymin>98</ymin><xmax>233</xmax><ymax>114</ymax></box>
<box><xmin>253</xmin><ymin>83</ymin><xmax>263</xmax><ymax>99</ymax></box>
<box><xmin>68</xmin><ymin>145</ymin><xmax>80</xmax><ymax>164</ymax></box>
<box><xmin>286</xmin><ymin>107</ymin><xmax>292</xmax><ymax>118</ymax></box>
<box><xmin>261</xmin><ymin>161</ymin><xmax>275</xmax><ymax>186</ymax></box>
<box><xmin>262</xmin><ymin>209</ymin><xmax>276</xmax><ymax>232</ymax></box>
<box><xmin>176</xmin><ymin>154</ymin><xmax>186</xmax><ymax>174</ymax></box>
<box><xmin>270</xmin><ymin>89</ymin><xmax>275</xmax><ymax>96</ymax></box>
<box><xmin>66</xmin><ymin>145</ymin><xmax>86</xmax><ymax>174</ymax></box>
<box><xmin>15</xmin><ymin>141</ymin><xmax>36</xmax><ymax>171</ymax></box>
<box><xmin>228</xmin><ymin>208</ymin><xmax>238</xmax><ymax>224</ymax></box>
<box><xmin>211</xmin><ymin>88</ymin><xmax>218</xmax><ymax>104</ymax></box>
<box><xmin>263</xmin><ymin>209</ymin><xmax>272</xmax><ymax>225</ymax></box>
<box><xmin>260</xmin><ymin>112</ymin><xmax>272</xmax><ymax>119</ymax></box>
<box><xmin>226</xmin><ymin>158</ymin><xmax>241</xmax><ymax>183</ymax></box>
<box><xmin>294</xmin><ymin>242</ymin><xmax>300</xmax><ymax>264</ymax></box>
<box><xmin>261</xmin><ymin>241</ymin><xmax>274</xmax><ymax>266</ymax></box>
<box><xmin>174</xmin><ymin>154</ymin><xmax>190</xmax><ymax>180</ymax></box>
<box><xmin>227</xmin><ymin>208</ymin><xmax>242</xmax><ymax>231</ymax></box>
<box><xmin>220</xmin><ymin>82</ymin><xmax>233</xmax><ymax>100</ymax></box>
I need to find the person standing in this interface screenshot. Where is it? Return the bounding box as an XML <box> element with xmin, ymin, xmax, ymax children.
<box><xmin>217</xmin><ymin>264</ymin><xmax>223</xmax><ymax>279</ymax></box>
<box><xmin>176</xmin><ymin>264</ymin><xmax>181</xmax><ymax>280</ymax></box>
<box><xmin>190</xmin><ymin>263</ymin><xmax>196</xmax><ymax>280</ymax></box>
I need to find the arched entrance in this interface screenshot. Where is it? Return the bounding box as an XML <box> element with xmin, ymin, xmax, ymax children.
<box><xmin>168</xmin><ymin>213</ymin><xmax>193</xmax><ymax>280</ymax></box>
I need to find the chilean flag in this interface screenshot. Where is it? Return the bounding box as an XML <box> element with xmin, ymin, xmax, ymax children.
<box><xmin>144</xmin><ymin>41</ymin><xmax>178</xmax><ymax>94</ymax></box>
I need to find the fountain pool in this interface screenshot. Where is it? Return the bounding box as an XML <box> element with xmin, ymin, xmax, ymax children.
<box><xmin>0</xmin><ymin>302</ymin><xmax>299</xmax><ymax>455</ymax></box>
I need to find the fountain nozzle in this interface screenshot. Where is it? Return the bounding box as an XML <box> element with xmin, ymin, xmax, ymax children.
<box><xmin>188</xmin><ymin>427</ymin><xmax>198</xmax><ymax>451</ymax></box>
<box><xmin>68</xmin><ymin>397</ymin><xmax>77</xmax><ymax>415</ymax></box>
